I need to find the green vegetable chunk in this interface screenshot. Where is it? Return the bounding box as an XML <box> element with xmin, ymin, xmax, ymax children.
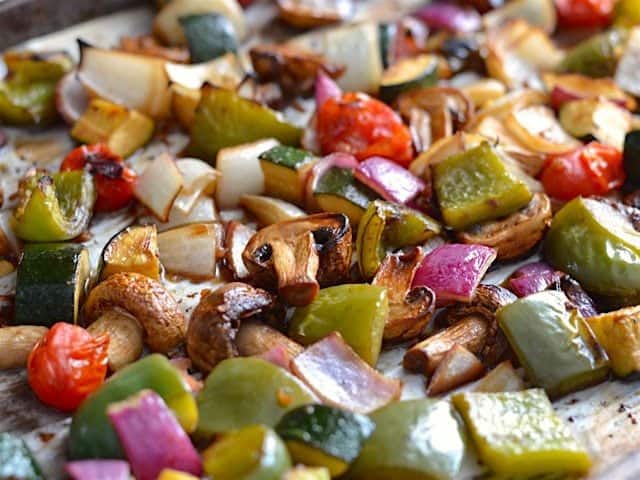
<box><xmin>197</xmin><ymin>357</ymin><xmax>315</xmax><ymax>435</ymax></box>
<box><xmin>433</xmin><ymin>142</ymin><xmax>532</xmax><ymax>231</ymax></box>
<box><xmin>497</xmin><ymin>291</ymin><xmax>609</xmax><ymax>398</ymax></box>
<box><xmin>290</xmin><ymin>284</ymin><xmax>388</xmax><ymax>365</ymax></box>
<box><xmin>559</xmin><ymin>28</ymin><xmax>628</xmax><ymax>78</ymax></box>
<box><xmin>0</xmin><ymin>433</ymin><xmax>44</xmax><ymax>480</ymax></box>
<box><xmin>348</xmin><ymin>399</ymin><xmax>467</xmax><ymax>480</ymax></box>
<box><xmin>259</xmin><ymin>145</ymin><xmax>316</xmax><ymax>205</ymax></box>
<box><xmin>179</xmin><ymin>13</ymin><xmax>237</xmax><ymax>63</ymax></box>
<box><xmin>452</xmin><ymin>389</ymin><xmax>591</xmax><ymax>476</ymax></box>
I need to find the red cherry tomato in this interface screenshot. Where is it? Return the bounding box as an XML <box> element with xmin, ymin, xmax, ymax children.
<box><xmin>61</xmin><ymin>144</ymin><xmax>137</xmax><ymax>212</ymax></box>
<box><xmin>540</xmin><ymin>142</ymin><xmax>624</xmax><ymax>201</ymax></box>
<box><xmin>316</xmin><ymin>92</ymin><xmax>414</xmax><ymax>166</ymax></box>
<box><xmin>555</xmin><ymin>0</ymin><xmax>615</xmax><ymax>28</ymax></box>
<box><xmin>27</xmin><ymin>323</ymin><xmax>109</xmax><ymax>412</ymax></box>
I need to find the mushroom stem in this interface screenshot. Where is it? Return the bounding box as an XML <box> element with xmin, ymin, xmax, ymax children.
<box><xmin>87</xmin><ymin>309</ymin><xmax>144</xmax><ymax>371</ymax></box>
<box><xmin>236</xmin><ymin>320</ymin><xmax>304</xmax><ymax>358</ymax></box>
<box><xmin>403</xmin><ymin>315</ymin><xmax>489</xmax><ymax>375</ymax></box>
<box><xmin>0</xmin><ymin>326</ymin><xmax>48</xmax><ymax>370</ymax></box>
<box><xmin>272</xmin><ymin>235</ymin><xmax>320</xmax><ymax>307</ymax></box>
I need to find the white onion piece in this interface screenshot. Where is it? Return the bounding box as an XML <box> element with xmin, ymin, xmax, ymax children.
<box><xmin>78</xmin><ymin>45</ymin><xmax>172</xmax><ymax>119</ymax></box>
<box><xmin>55</xmin><ymin>71</ymin><xmax>90</xmax><ymax>125</ymax></box>
<box><xmin>134</xmin><ymin>153</ymin><xmax>184</xmax><ymax>222</ymax></box>
<box><xmin>154</xmin><ymin>196</ymin><xmax>219</xmax><ymax>232</ymax></box>
<box><xmin>239</xmin><ymin>195</ymin><xmax>305</xmax><ymax>226</ymax></box>
<box><xmin>505</xmin><ymin>105</ymin><xmax>580</xmax><ymax>154</ymax></box>
<box><xmin>173</xmin><ymin>158</ymin><xmax>219</xmax><ymax>214</ymax></box>
<box><xmin>215</xmin><ymin>139</ymin><xmax>280</xmax><ymax>209</ymax></box>
<box><xmin>158</xmin><ymin>223</ymin><xmax>219</xmax><ymax>280</ymax></box>
<box><xmin>615</xmin><ymin>27</ymin><xmax>640</xmax><ymax>98</ymax></box>
<box><xmin>165</xmin><ymin>53</ymin><xmax>244</xmax><ymax>90</ymax></box>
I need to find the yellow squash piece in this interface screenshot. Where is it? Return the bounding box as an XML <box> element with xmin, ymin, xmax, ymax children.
<box><xmin>587</xmin><ymin>306</ymin><xmax>640</xmax><ymax>377</ymax></box>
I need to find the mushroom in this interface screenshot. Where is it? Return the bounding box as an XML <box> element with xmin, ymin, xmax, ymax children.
<box><xmin>87</xmin><ymin>310</ymin><xmax>144</xmax><ymax>371</ymax></box>
<box><xmin>276</xmin><ymin>0</ymin><xmax>354</xmax><ymax>29</ymax></box>
<box><xmin>404</xmin><ymin>284</ymin><xmax>516</xmax><ymax>374</ymax></box>
<box><xmin>83</xmin><ymin>272</ymin><xmax>186</xmax><ymax>360</ymax></box>
<box><xmin>372</xmin><ymin>248</ymin><xmax>436</xmax><ymax>343</ymax></box>
<box><xmin>457</xmin><ymin>192</ymin><xmax>552</xmax><ymax>260</ymax></box>
<box><xmin>0</xmin><ymin>326</ymin><xmax>48</xmax><ymax>370</ymax></box>
<box><xmin>186</xmin><ymin>282</ymin><xmax>301</xmax><ymax>373</ymax></box>
<box><xmin>242</xmin><ymin>213</ymin><xmax>352</xmax><ymax>306</ymax></box>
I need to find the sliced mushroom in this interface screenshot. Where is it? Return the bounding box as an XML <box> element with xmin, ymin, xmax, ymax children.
<box><xmin>83</xmin><ymin>272</ymin><xmax>186</xmax><ymax>354</ymax></box>
<box><xmin>236</xmin><ymin>320</ymin><xmax>304</xmax><ymax>358</ymax></box>
<box><xmin>0</xmin><ymin>326</ymin><xmax>48</xmax><ymax>370</ymax></box>
<box><xmin>372</xmin><ymin>248</ymin><xmax>436</xmax><ymax>343</ymax></box>
<box><xmin>187</xmin><ymin>282</ymin><xmax>289</xmax><ymax>373</ymax></box>
<box><xmin>457</xmin><ymin>192</ymin><xmax>552</xmax><ymax>260</ymax></box>
<box><xmin>243</xmin><ymin>213</ymin><xmax>352</xmax><ymax>306</ymax></box>
<box><xmin>87</xmin><ymin>310</ymin><xmax>144</xmax><ymax>371</ymax></box>
<box><xmin>250</xmin><ymin>44</ymin><xmax>344</xmax><ymax>97</ymax></box>
<box><xmin>404</xmin><ymin>284</ymin><xmax>516</xmax><ymax>374</ymax></box>
<box><xmin>277</xmin><ymin>0</ymin><xmax>354</xmax><ymax>29</ymax></box>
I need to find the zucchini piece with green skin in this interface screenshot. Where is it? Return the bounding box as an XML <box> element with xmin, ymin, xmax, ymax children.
<box><xmin>259</xmin><ymin>145</ymin><xmax>317</xmax><ymax>205</ymax></box>
<box><xmin>188</xmin><ymin>86</ymin><xmax>302</xmax><ymax>162</ymax></box>
<box><xmin>378</xmin><ymin>23</ymin><xmax>396</xmax><ymax>69</ymax></box>
<box><xmin>14</xmin><ymin>243</ymin><xmax>91</xmax><ymax>327</ymax></box>
<box><xmin>379</xmin><ymin>54</ymin><xmax>439</xmax><ymax>103</ymax></box>
<box><xmin>314</xmin><ymin>167</ymin><xmax>379</xmax><ymax>225</ymax></box>
<box><xmin>559</xmin><ymin>28</ymin><xmax>628</xmax><ymax>78</ymax></box>
<box><xmin>276</xmin><ymin>404</ymin><xmax>375</xmax><ymax>477</ymax></box>
<box><xmin>100</xmin><ymin>225</ymin><xmax>160</xmax><ymax>280</ymax></box>
<box><xmin>179</xmin><ymin>13</ymin><xmax>237</xmax><ymax>63</ymax></box>
<box><xmin>0</xmin><ymin>433</ymin><xmax>44</xmax><ymax>480</ymax></box>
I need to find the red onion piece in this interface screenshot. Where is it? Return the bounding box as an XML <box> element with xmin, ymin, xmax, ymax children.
<box><xmin>107</xmin><ymin>390</ymin><xmax>202</xmax><ymax>480</ymax></box>
<box><xmin>414</xmin><ymin>2</ymin><xmax>482</xmax><ymax>33</ymax></box>
<box><xmin>315</xmin><ymin>70</ymin><xmax>342</xmax><ymax>108</ymax></box>
<box><xmin>304</xmin><ymin>152</ymin><xmax>359</xmax><ymax>208</ymax></box>
<box><xmin>292</xmin><ymin>332</ymin><xmax>402</xmax><ymax>413</ymax></box>
<box><xmin>550</xmin><ymin>85</ymin><xmax>629</xmax><ymax>110</ymax></box>
<box><xmin>412</xmin><ymin>244</ymin><xmax>496</xmax><ymax>306</ymax></box>
<box><xmin>257</xmin><ymin>345</ymin><xmax>294</xmax><ymax>372</ymax></box>
<box><xmin>508</xmin><ymin>261</ymin><xmax>563</xmax><ymax>297</ymax></box>
<box><xmin>65</xmin><ymin>460</ymin><xmax>130</xmax><ymax>480</ymax></box>
<box><xmin>354</xmin><ymin>156</ymin><xmax>426</xmax><ymax>204</ymax></box>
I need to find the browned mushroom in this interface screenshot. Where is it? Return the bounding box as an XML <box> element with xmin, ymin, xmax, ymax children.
<box><xmin>243</xmin><ymin>213</ymin><xmax>352</xmax><ymax>307</ymax></box>
<box><xmin>372</xmin><ymin>248</ymin><xmax>436</xmax><ymax>343</ymax></box>
<box><xmin>426</xmin><ymin>345</ymin><xmax>485</xmax><ymax>396</ymax></box>
<box><xmin>83</xmin><ymin>272</ymin><xmax>186</xmax><ymax>355</ymax></box>
<box><xmin>277</xmin><ymin>0</ymin><xmax>354</xmax><ymax>29</ymax></box>
<box><xmin>186</xmin><ymin>282</ymin><xmax>303</xmax><ymax>373</ymax></box>
<box><xmin>250</xmin><ymin>44</ymin><xmax>344</xmax><ymax>97</ymax></box>
<box><xmin>457</xmin><ymin>192</ymin><xmax>552</xmax><ymax>260</ymax></box>
<box><xmin>0</xmin><ymin>326</ymin><xmax>48</xmax><ymax>370</ymax></box>
<box><xmin>404</xmin><ymin>284</ymin><xmax>516</xmax><ymax>374</ymax></box>
<box><xmin>87</xmin><ymin>310</ymin><xmax>144</xmax><ymax>371</ymax></box>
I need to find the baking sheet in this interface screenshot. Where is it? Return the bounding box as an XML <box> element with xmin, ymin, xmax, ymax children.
<box><xmin>0</xmin><ymin>4</ymin><xmax>639</xmax><ymax>479</ymax></box>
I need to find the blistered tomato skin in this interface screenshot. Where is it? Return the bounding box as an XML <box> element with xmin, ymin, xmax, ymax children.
<box><xmin>555</xmin><ymin>0</ymin><xmax>615</xmax><ymax>28</ymax></box>
<box><xmin>316</xmin><ymin>93</ymin><xmax>414</xmax><ymax>167</ymax></box>
<box><xmin>27</xmin><ymin>322</ymin><xmax>109</xmax><ymax>412</ymax></box>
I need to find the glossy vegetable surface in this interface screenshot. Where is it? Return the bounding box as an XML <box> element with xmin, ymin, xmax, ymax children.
<box><xmin>587</xmin><ymin>306</ymin><xmax>640</xmax><ymax>377</ymax></box>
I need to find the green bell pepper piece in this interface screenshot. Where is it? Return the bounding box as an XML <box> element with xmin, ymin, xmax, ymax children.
<box><xmin>11</xmin><ymin>170</ymin><xmax>96</xmax><ymax>242</ymax></box>
<box><xmin>544</xmin><ymin>197</ymin><xmax>640</xmax><ymax>302</ymax></box>
<box><xmin>356</xmin><ymin>200</ymin><xmax>441</xmax><ymax>279</ymax></box>
<box><xmin>558</xmin><ymin>28</ymin><xmax>628</xmax><ymax>78</ymax></box>
<box><xmin>69</xmin><ymin>354</ymin><xmax>197</xmax><ymax>459</ymax></box>
<box><xmin>0</xmin><ymin>433</ymin><xmax>44</xmax><ymax>480</ymax></box>
<box><xmin>197</xmin><ymin>357</ymin><xmax>316</xmax><ymax>436</ymax></box>
<box><xmin>452</xmin><ymin>389</ymin><xmax>591</xmax><ymax>477</ymax></box>
<box><xmin>188</xmin><ymin>86</ymin><xmax>302</xmax><ymax>162</ymax></box>
<box><xmin>433</xmin><ymin>142</ymin><xmax>532</xmax><ymax>231</ymax></box>
<box><xmin>348</xmin><ymin>399</ymin><xmax>467</xmax><ymax>480</ymax></box>
<box><xmin>497</xmin><ymin>291</ymin><xmax>609</xmax><ymax>398</ymax></box>
<box><xmin>289</xmin><ymin>284</ymin><xmax>388</xmax><ymax>365</ymax></box>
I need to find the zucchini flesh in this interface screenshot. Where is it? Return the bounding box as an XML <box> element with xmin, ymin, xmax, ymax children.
<box><xmin>179</xmin><ymin>13</ymin><xmax>238</xmax><ymax>63</ymax></box>
<box><xmin>259</xmin><ymin>145</ymin><xmax>316</xmax><ymax>205</ymax></box>
<box><xmin>14</xmin><ymin>243</ymin><xmax>91</xmax><ymax>326</ymax></box>
<box><xmin>379</xmin><ymin>54</ymin><xmax>439</xmax><ymax>103</ymax></box>
<box><xmin>314</xmin><ymin>167</ymin><xmax>378</xmax><ymax>225</ymax></box>
<box><xmin>101</xmin><ymin>225</ymin><xmax>160</xmax><ymax>280</ymax></box>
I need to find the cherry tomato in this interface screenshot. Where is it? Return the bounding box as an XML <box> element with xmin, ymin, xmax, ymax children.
<box><xmin>61</xmin><ymin>144</ymin><xmax>137</xmax><ymax>212</ymax></box>
<box><xmin>540</xmin><ymin>142</ymin><xmax>624</xmax><ymax>201</ymax></box>
<box><xmin>27</xmin><ymin>323</ymin><xmax>109</xmax><ymax>412</ymax></box>
<box><xmin>316</xmin><ymin>92</ymin><xmax>414</xmax><ymax>166</ymax></box>
<box><xmin>555</xmin><ymin>0</ymin><xmax>615</xmax><ymax>28</ymax></box>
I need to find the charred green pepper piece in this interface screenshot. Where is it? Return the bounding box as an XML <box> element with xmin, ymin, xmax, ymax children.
<box><xmin>11</xmin><ymin>170</ymin><xmax>96</xmax><ymax>242</ymax></box>
<box><xmin>0</xmin><ymin>433</ymin><xmax>44</xmax><ymax>480</ymax></box>
<box><xmin>497</xmin><ymin>291</ymin><xmax>609</xmax><ymax>398</ymax></box>
<box><xmin>69</xmin><ymin>354</ymin><xmax>197</xmax><ymax>459</ymax></box>
<box><xmin>544</xmin><ymin>197</ymin><xmax>640</xmax><ymax>302</ymax></box>
<box><xmin>348</xmin><ymin>399</ymin><xmax>467</xmax><ymax>480</ymax></box>
<box><xmin>188</xmin><ymin>86</ymin><xmax>302</xmax><ymax>162</ymax></box>
<box><xmin>452</xmin><ymin>389</ymin><xmax>591</xmax><ymax>477</ymax></box>
<box><xmin>289</xmin><ymin>284</ymin><xmax>388</xmax><ymax>365</ymax></box>
<box><xmin>559</xmin><ymin>28</ymin><xmax>628</xmax><ymax>78</ymax></box>
<box><xmin>433</xmin><ymin>142</ymin><xmax>532</xmax><ymax>231</ymax></box>
<box><xmin>356</xmin><ymin>200</ymin><xmax>441</xmax><ymax>279</ymax></box>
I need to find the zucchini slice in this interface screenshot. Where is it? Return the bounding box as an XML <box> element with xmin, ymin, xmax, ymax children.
<box><xmin>100</xmin><ymin>225</ymin><xmax>160</xmax><ymax>280</ymax></box>
<box><xmin>379</xmin><ymin>54</ymin><xmax>439</xmax><ymax>103</ymax></box>
<box><xmin>276</xmin><ymin>404</ymin><xmax>375</xmax><ymax>477</ymax></box>
<box><xmin>14</xmin><ymin>243</ymin><xmax>91</xmax><ymax>326</ymax></box>
<box><xmin>259</xmin><ymin>145</ymin><xmax>317</xmax><ymax>205</ymax></box>
<box><xmin>179</xmin><ymin>13</ymin><xmax>237</xmax><ymax>63</ymax></box>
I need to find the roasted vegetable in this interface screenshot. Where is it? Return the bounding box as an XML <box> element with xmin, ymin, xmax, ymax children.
<box><xmin>433</xmin><ymin>142</ymin><xmax>533</xmax><ymax>230</ymax></box>
<box><xmin>559</xmin><ymin>98</ymin><xmax>631</xmax><ymax>149</ymax></box>
<box><xmin>259</xmin><ymin>145</ymin><xmax>317</xmax><ymax>205</ymax></box>
<box><xmin>158</xmin><ymin>223</ymin><xmax>219</xmax><ymax>280</ymax></box>
<box><xmin>86</xmin><ymin>310</ymin><xmax>144</xmax><ymax>372</ymax></box>
<box><xmin>101</xmin><ymin>225</ymin><xmax>160</xmax><ymax>280</ymax></box>
<box><xmin>426</xmin><ymin>345</ymin><xmax>485</xmax><ymax>396</ymax></box>
<box><xmin>240</xmin><ymin>195</ymin><xmax>306</xmax><ymax>226</ymax></box>
<box><xmin>473</xmin><ymin>360</ymin><xmax>525</xmax><ymax>393</ymax></box>
<box><xmin>353</xmin><ymin>157</ymin><xmax>426</xmax><ymax>205</ymax></box>
<box><xmin>379</xmin><ymin>54</ymin><xmax>438</xmax><ymax>103</ymax></box>
<box><xmin>497</xmin><ymin>290</ymin><xmax>609</xmax><ymax>398</ymax></box>
<box><xmin>290</xmin><ymin>284</ymin><xmax>388</xmax><ymax>365</ymax></box>
<box><xmin>277</xmin><ymin>0</ymin><xmax>353</xmax><ymax>28</ymax></box>
<box><xmin>614</xmin><ymin>27</ymin><xmax>640</xmax><ymax>97</ymax></box>
<box><xmin>134</xmin><ymin>153</ymin><xmax>184</xmax><ymax>222</ymax></box>
<box><xmin>544</xmin><ymin>72</ymin><xmax>636</xmax><ymax>110</ymax></box>
<box><xmin>11</xmin><ymin>170</ymin><xmax>95</xmax><ymax>242</ymax></box>
<box><xmin>14</xmin><ymin>243</ymin><xmax>90</xmax><ymax>326</ymax></box>
<box><xmin>66</xmin><ymin>460</ymin><xmax>130</xmax><ymax>480</ymax></box>
<box><xmin>180</xmin><ymin>13</ymin><xmax>237</xmax><ymax>63</ymax></box>
<box><xmin>453</xmin><ymin>389</ymin><xmax>591</xmax><ymax>476</ymax></box>
<box><xmin>0</xmin><ymin>326</ymin><xmax>48</xmax><ymax>370</ymax></box>
<box><xmin>559</xmin><ymin>28</ymin><xmax>627</xmax><ymax>77</ymax></box>
<box><xmin>624</xmin><ymin>130</ymin><xmax>640</xmax><ymax>187</ymax></box>
<box><xmin>0</xmin><ymin>432</ymin><xmax>44</xmax><ymax>480</ymax></box>
<box><xmin>587</xmin><ymin>306</ymin><xmax>640</xmax><ymax>377</ymax></box>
